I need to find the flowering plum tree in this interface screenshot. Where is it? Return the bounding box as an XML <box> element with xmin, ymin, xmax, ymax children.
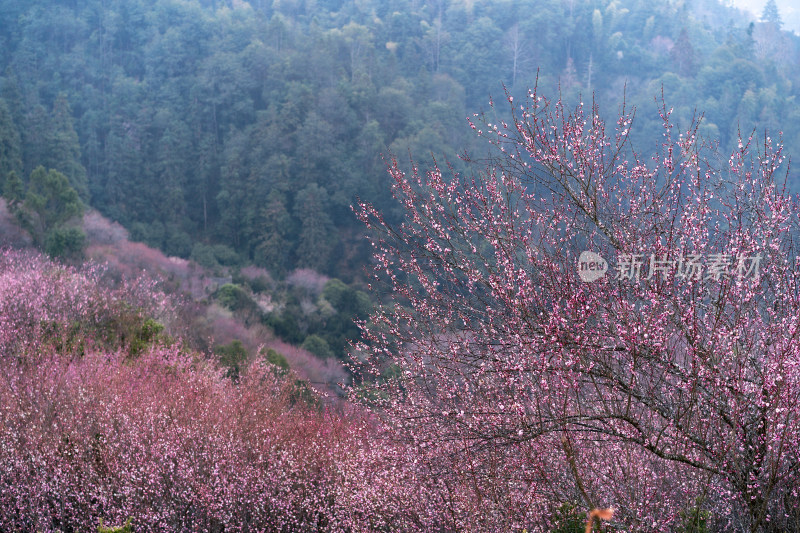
<box><xmin>355</xmin><ymin>87</ymin><xmax>800</xmax><ymax>532</ymax></box>
<box><xmin>0</xmin><ymin>249</ymin><xmax>435</xmax><ymax>531</ymax></box>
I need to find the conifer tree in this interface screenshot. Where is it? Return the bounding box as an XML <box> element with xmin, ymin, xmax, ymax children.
<box><xmin>294</xmin><ymin>184</ymin><xmax>334</xmax><ymax>272</ymax></box>
<box><xmin>761</xmin><ymin>0</ymin><xmax>783</xmax><ymax>30</ymax></box>
<box><xmin>48</xmin><ymin>94</ymin><xmax>89</xmax><ymax>201</ymax></box>
<box><xmin>671</xmin><ymin>28</ymin><xmax>697</xmax><ymax>77</ymax></box>
<box><xmin>255</xmin><ymin>190</ymin><xmax>293</xmax><ymax>275</ymax></box>
<box><xmin>2</xmin><ymin>170</ymin><xmax>24</xmax><ymax>207</ymax></box>
<box><xmin>0</xmin><ymin>99</ymin><xmax>22</xmax><ymax>190</ymax></box>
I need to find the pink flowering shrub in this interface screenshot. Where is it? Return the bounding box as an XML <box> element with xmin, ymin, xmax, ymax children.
<box><xmin>0</xmin><ymin>198</ymin><xmax>31</xmax><ymax>248</ymax></box>
<box><xmin>287</xmin><ymin>268</ymin><xmax>330</xmax><ymax>296</ymax></box>
<box><xmin>0</xmin><ymin>249</ymin><xmax>165</xmax><ymax>358</ymax></box>
<box><xmin>0</xmin><ymin>249</ymin><xmax>444</xmax><ymax>531</ymax></box>
<box><xmin>83</xmin><ymin>210</ymin><xmax>129</xmax><ymax>246</ymax></box>
<box><xmin>0</xmin><ymin>347</ymin><xmax>358</xmax><ymax>531</ymax></box>
<box><xmin>86</xmin><ymin>239</ymin><xmax>195</xmax><ymax>289</ymax></box>
<box><xmin>261</xmin><ymin>338</ymin><xmax>350</xmax><ymax>397</ymax></box>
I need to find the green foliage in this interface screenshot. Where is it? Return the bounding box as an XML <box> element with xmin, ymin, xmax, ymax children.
<box><xmin>39</xmin><ymin>320</ymin><xmax>88</xmax><ymax>356</ymax></box>
<box><xmin>215</xmin><ymin>283</ymin><xmax>254</xmax><ymax>313</ymax></box>
<box><xmin>2</xmin><ymin>170</ymin><xmax>23</xmax><ymax>205</ymax></box>
<box><xmin>0</xmin><ymin>98</ymin><xmax>22</xmax><ymax>185</ymax></box>
<box><xmin>48</xmin><ymin>94</ymin><xmax>88</xmax><ymax>200</ymax></box>
<box><xmin>215</xmin><ymin>340</ymin><xmax>248</xmax><ymax>380</ymax></box>
<box><xmin>191</xmin><ymin>242</ymin><xmax>220</xmax><ymax>269</ymax></box>
<box><xmin>264</xmin><ymin>312</ymin><xmax>304</xmax><ymax>344</ymax></box>
<box><xmin>262</xmin><ymin>347</ymin><xmax>290</xmax><ymax>374</ymax></box>
<box><xmin>550</xmin><ymin>503</ymin><xmax>586</xmax><ymax>533</ymax></box>
<box><xmin>192</xmin><ymin>242</ymin><xmax>241</xmax><ymax>269</ymax></box>
<box><xmin>301</xmin><ymin>334</ymin><xmax>334</xmax><ymax>359</ymax></box>
<box><xmin>762</xmin><ymin>0</ymin><xmax>783</xmax><ymax>29</ymax></box>
<box><xmin>164</xmin><ymin>226</ymin><xmax>193</xmax><ymax>258</ymax></box>
<box><xmin>27</xmin><ymin>166</ymin><xmax>83</xmax><ymax>223</ymax></box>
<box><xmin>288</xmin><ymin>378</ymin><xmax>320</xmax><ymax>409</ymax></box>
<box><xmin>322</xmin><ymin>278</ymin><xmax>371</xmax><ymax>317</ymax></box>
<box><xmin>98</xmin><ymin>517</ymin><xmax>133</xmax><ymax>533</ymax></box>
<box><xmin>211</xmin><ymin>244</ymin><xmax>241</xmax><ymax>266</ymax></box>
<box><xmin>37</xmin><ymin>305</ymin><xmax>168</xmax><ymax>359</ymax></box>
<box><xmin>246</xmin><ymin>274</ymin><xmax>271</xmax><ymax>294</ymax></box>
<box><xmin>20</xmin><ymin>166</ymin><xmax>83</xmax><ymax>246</ymax></box>
<box><xmin>44</xmin><ymin>226</ymin><xmax>86</xmax><ymax>260</ymax></box>
<box><xmin>317</xmin><ymin>278</ymin><xmax>371</xmax><ymax>358</ymax></box>
<box><xmin>129</xmin><ymin>222</ymin><xmax>165</xmax><ymax>249</ymax></box>
<box><xmin>261</xmin><ymin>278</ymin><xmax>374</xmax><ymax>361</ymax></box>
<box><xmin>677</xmin><ymin>498</ymin><xmax>711</xmax><ymax>533</ymax></box>
<box><xmin>83</xmin><ymin>304</ymin><xmax>170</xmax><ymax>358</ymax></box>
<box><xmin>128</xmin><ymin>318</ymin><xmax>167</xmax><ymax>358</ymax></box>
<box><xmin>255</xmin><ymin>190</ymin><xmax>293</xmax><ymax>275</ymax></box>
<box><xmin>3</xmin><ymin>0</ymin><xmax>800</xmax><ymax>276</ymax></box>
<box><xmin>321</xmin><ymin>279</ymin><xmax>351</xmax><ymax>310</ymax></box>
<box><xmin>294</xmin><ymin>184</ymin><xmax>335</xmax><ymax>273</ymax></box>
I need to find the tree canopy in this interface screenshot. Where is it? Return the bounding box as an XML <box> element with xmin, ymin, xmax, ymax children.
<box><xmin>1</xmin><ymin>0</ymin><xmax>799</xmax><ymax>279</ymax></box>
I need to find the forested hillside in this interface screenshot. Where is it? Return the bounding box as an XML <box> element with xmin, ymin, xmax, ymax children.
<box><xmin>5</xmin><ymin>1</ymin><xmax>800</xmax><ymax>531</ymax></box>
<box><xmin>1</xmin><ymin>0</ymin><xmax>799</xmax><ymax>278</ymax></box>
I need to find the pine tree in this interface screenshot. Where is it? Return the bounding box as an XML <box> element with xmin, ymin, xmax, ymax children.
<box><xmin>48</xmin><ymin>94</ymin><xmax>89</xmax><ymax>201</ymax></box>
<box><xmin>761</xmin><ymin>0</ymin><xmax>783</xmax><ymax>30</ymax></box>
<box><xmin>255</xmin><ymin>190</ymin><xmax>293</xmax><ymax>275</ymax></box>
<box><xmin>0</xmin><ymin>68</ymin><xmax>24</xmax><ymax>132</ymax></box>
<box><xmin>3</xmin><ymin>171</ymin><xmax>24</xmax><ymax>206</ymax></box>
<box><xmin>670</xmin><ymin>28</ymin><xmax>697</xmax><ymax>77</ymax></box>
<box><xmin>154</xmin><ymin>119</ymin><xmax>190</xmax><ymax>226</ymax></box>
<box><xmin>294</xmin><ymin>184</ymin><xmax>334</xmax><ymax>272</ymax></box>
<box><xmin>22</xmin><ymin>105</ymin><xmax>50</xmax><ymax>179</ymax></box>
<box><xmin>0</xmin><ymin>99</ymin><xmax>22</xmax><ymax>191</ymax></box>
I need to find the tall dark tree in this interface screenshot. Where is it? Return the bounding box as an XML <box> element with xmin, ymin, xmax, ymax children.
<box><xmin>761</xmin><ymin>0</ymin><xmax>783</xmax><ymax>30</ymax></box>
<box><xmin>0</xmin><ymin>99</ymin><xmax>22</xmax><ymax>190</ymax></box>
<box><xmin>216</xmin><ymin>130</ymin><xmax>253</xmax><ymax>250</ymax></box>
<box><xmin>22</xmin><ymin>105</ymin><xmax>51</xmax><ymax>179</ymax></box>
<box><xmin>294</xmin><ymin>184</ymin><xmax>335</xmax><ymax>272</ymax></box>
<box><xmin>154</xmin><ymin>117</ymin><xmax>191</xmax><ymax>226</ymax></box>
<box><xmin>671</xmin><ymin>28</ymin><xmax>697</xmax><ymax>77</ymax></box>
<box><xmin>255</xmin><ymin>190</ymin><xmax>293</xmax><ymax>275</ymax></box>
<box><xmin>2</xmin><ymin>171</ymin><xmax>24</xmax><ymax>207</ymax></box>
<box><xmin>48</xmin><ymin>94</ymin><xmax>89</xmax><ymax>201</ymax></box>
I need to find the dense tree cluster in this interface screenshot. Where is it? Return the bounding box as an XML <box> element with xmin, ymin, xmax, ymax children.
<box><xmin>1</xmin><ymin>0</ymin><xmax>799</xmax><ymax>278</ymax></box>
<box><xmin>214</xmin><ymin>272</ymin><xmax>372</xmax><ymax>362</ymax></box>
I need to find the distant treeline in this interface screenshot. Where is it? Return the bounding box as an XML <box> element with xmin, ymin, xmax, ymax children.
<box><xmin>1</xmin><ymin>0</ymin><xmax>798</xmax><ymax>278</ymax></box>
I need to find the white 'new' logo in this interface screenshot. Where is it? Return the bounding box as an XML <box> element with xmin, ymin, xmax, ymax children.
<box><xmin>578</xmin><ymin>251</ymin><xmax>607</xmax><ymax>282</ymax></box>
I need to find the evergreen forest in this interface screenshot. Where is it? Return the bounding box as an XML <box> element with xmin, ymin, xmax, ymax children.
<box><xmin>1</xmin><ymin>0</ymin><xmax>799</xmax><ymax>280</ymax></box>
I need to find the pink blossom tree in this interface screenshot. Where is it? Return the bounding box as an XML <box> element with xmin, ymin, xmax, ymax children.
<box><xmin>355</xmin><ymin>87</ymin><xmax>800</xmax><ymax>532</ymax></box>
<box><xmin>0</xmin><ymin>249</ymin><xmax>432</xmax><ymax>532</ymax></box>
